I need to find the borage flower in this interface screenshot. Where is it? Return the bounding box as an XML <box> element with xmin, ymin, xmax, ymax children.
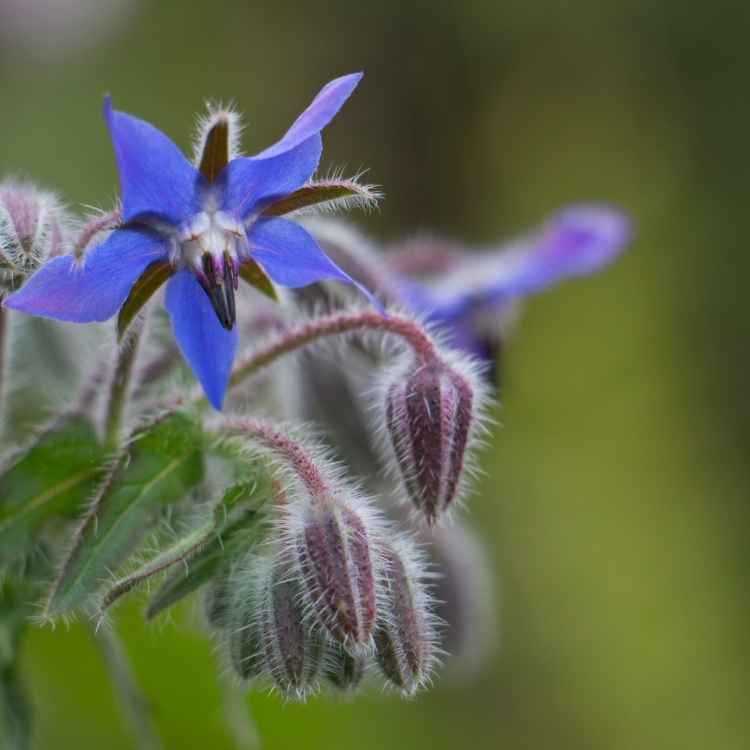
<box><xmin>395</xmin><ymin>205</ymin><xmax>632</xmax><ymax>381</ymax></box>
<box><xmin>4</xmin><ymin>73</ymin><xmax>380</xmax><ymax>408</ymax></box>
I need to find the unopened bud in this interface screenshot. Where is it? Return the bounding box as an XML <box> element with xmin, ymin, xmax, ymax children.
<box><xmin>374</xmin><ymin>539</ymin><xmax>438</xmax><ymax>696</ymax></box>
<box><xmin>295</xmin><ymin>497</ymin><xmax>379</xmax><ymax>652</ymax></box>
<box><xmin>259</xmin><ymin>556</ymin><xmax>323</xmax><ymax>699</ymax></box>
<box><xmin>0</xmin><ymin>179</ymin><xmax>70</xmax><ymax>291</ymax></box>
<box><xmin>204</xmin><ymin>566</ymin><xmax>232</xmax><ymax>631</ymax></box>
<box><xmin>384</xmin><ymin>357</ymin><xmax>477</xmax><ymax>524</ymax></box>
<box><xmin>227</xmin><ymin>552</ymin><xmax>323</xmax><ymax>699</ymax></box>
<box><xmin>226</xmin><ymin>557</ymin><xmax>265</xmax><ymax>682</ymax></box>
<box><xmin>324</xmin><ymin>644</ymin><xmax>367</xmax><ymax>693</ymax></box>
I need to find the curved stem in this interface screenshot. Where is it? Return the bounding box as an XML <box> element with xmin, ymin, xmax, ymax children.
<box><xmin>101</xmin><ymin>520</ymin><xmax>214</xmax><ymax>611</ymax></box>
<box><xmin>228</xmin><ymin>310</ymin><xmax>437</xmax><ymax>393</ymax></box>
<box><xmin>104</xmin><ymin>320</ymin><xmax>144</xmax><ymax>449</ymax></box>
<box><xmin>220</xmin><ymin>418</ymin><xmax>329</xmax><ymax>499</ymax></box>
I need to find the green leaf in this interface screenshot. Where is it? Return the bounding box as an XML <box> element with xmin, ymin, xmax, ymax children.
<box><xmin>46</xmin><ymin>412</ymin><xmax>204</xmax><ymax>617</ymax></box>
<box><xmin>146</xmin><ymin>474</ymin><xmax>273</xmax><ymax>620</ymax></box>
<box><xmin>0</xmin><ymin>415</ymin><xmax>103</xmax><ymax>565</ymax></box>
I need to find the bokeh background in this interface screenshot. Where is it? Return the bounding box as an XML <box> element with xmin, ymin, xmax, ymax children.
<box><xmin>2</xmin><ymin>0</ymin><xmax>750</xmax><ymax>748</ymax></box>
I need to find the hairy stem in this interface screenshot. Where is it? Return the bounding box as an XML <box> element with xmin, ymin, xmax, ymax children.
<box><xmin>93</xmin><ymin>625</ymin><xmax>162</xmax><ymax>750</ymax></box>
<box><xmin>228</xmin><ymin>310</ymin><xmax>437</xmax><ymax>392</ymax></box>
<box><xmin>220</xmin><ymin>418</ymin><xmax>330</xmax><ymax>499</ymax></box>
<box><xmin>104</xmin><ymin>320</ymin><xmax>144</xmax><ymax>449</ymax></box>
<box><xmin>101</xmin><ymin>521</ymin><xmax>214</xmax><ymax>611</ymax></box>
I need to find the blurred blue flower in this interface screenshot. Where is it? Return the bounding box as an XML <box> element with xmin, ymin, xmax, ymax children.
<box><xmin>5</xmin><ymin>73</ymin><xmax>378</xmax><ymax>409</ymax></box>
<box><xmin>397</xmin><ymin>205</ymin><xmax>632</xmax><ymax>381</ymax></box>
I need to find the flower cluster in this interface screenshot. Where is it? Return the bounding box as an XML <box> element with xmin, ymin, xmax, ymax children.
<box><xmin>215</xmin><ymin>419</ymin><xmax>438</xmax><ymax>699</ymax></box>
<box><xmin>4</xmin><ymin>73</ymin><xmax>378</xmax><ymax>409</ymax></box>
<box><xmin>0</xmin><ymin>70</ymin><xmax>631</xmax><ymax>747</ymax></box>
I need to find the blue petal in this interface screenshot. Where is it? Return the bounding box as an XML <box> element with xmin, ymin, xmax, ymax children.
<box><xmin>503</xmin><ymin>204</ymin><xmax>631</xmax><ymax>294</ymax></box>
<box><xmin>220</xmin><ymin>136</ymin><xmax>321</xmax><ymax>219</ymax></box>
<box><xmin>104</xmin><ymin>97</ymin><xmax>204</xmax><ymax>225</ymax></box>
<box><xmin>165</xmin><ymin>269</ymin><xmax>238</xmax><ymax>410</ymax></box>
<box><xmin>414</xmin><ymin>205</ymin><xmax>631</xmax><ymax>322</ymax></box>
<box><xmin>4</xmin><ymin>227</ymin><xmax>169</xmax><ymax>322</ymax></box>
<box><xmin>254</xmin><ymin>73</ymin><xmax>363</xmax><ymax>159</ymax></box>
<box><xmin>247</xmin><ymin>217</ymin><xmax>382</xmax><ymax>310</ymax></box>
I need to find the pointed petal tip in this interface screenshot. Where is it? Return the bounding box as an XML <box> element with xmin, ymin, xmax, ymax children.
<box><xmin>207</xmin><ymin>390</ymin><xmax>225</xmax><ymax>411</ymax></box>
<box><xmin>554</xmin><ymin>203</ymin><xmax>634</xmax><ymax>249</ymax></box>
<box><xmin>340</xmin><ymin>71</ymin><xmax>364</xmax><ymax>85</ymax></box>
<box><xmin>165</xmin><ymin>270</ymin><xmax>237</xmax><ymax>413</ymax></box>
<box><xmin>253</xmin><ymin>72</ymin><xmax>364</xmax><ymax>161</ymax></box>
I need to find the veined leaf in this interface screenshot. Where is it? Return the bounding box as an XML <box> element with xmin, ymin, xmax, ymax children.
<box><xmin>146</xmin><ymin>473</ymin><xmax>273</xmax><ymax>619</ymax></box>
<box><xmin>46</xmin><ymin>412</ymin><xmax>204</xmax><ymax>617</ymax></box>
<box><xmin>0</xmin><ymin>415</ymin><xmax>103</xmax><ymax>565</ymax></box>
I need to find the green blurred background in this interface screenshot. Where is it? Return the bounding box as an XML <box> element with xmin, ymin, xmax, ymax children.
<box><xmin>2</xmin><ymin>0</ymin><xmax>750</xmax><ymax>747</ymax></box>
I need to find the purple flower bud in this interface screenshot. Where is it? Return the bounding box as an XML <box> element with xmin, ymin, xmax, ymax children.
<box><xmin>384</xmin><ymin>356</ymin><xmax>479</xmax><ymax>524</ymax></box>
<box><xmin>374</xmin><ymin>538</ymin><xmax>438</xmax><ymax>696</ymax></box>
<box><xmin>259</xmin><ymin>557</ymin><xmax>323</xmax><ymax>699</ymax></box>
<box><xmin>324</xmin><ymin>644</ymin><xmax>367</xmax><ymax>693</ymax></box>
<box><xmin>294</xmin><ymin>498</ymin><xmax>379</xmax><ymax>652</ymax></box>
<box><xmin>0</xmin><ymin>180</ymin><xmax>70</xmax><ymax>291</ymax></box>
<box><xmin>227</xmin><ymin>553</ymin><xmax>323</xmax><ymax>699</ymax></box>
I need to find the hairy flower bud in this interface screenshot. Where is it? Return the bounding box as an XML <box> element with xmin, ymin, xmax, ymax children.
<box><xmin>204</xmin><ymin>566</ymin><xmax>232</xmax><ymax>631</ymax></box>
<box><xmin>384</xmin><ymin>356</ymin><xmax>478</xmax><ymax>524</ymax></box>
<box><xmin>220</xmin><ymin>418</ymin><xmax>383</xmax><ymax>653</ymax></box>
<box><xmin>259</xmin><ymin>556</ymin><xmax>323</xmax><ymax>699</ymax></box>
<box><xmin>324</xmin><ymin>644</ymin><xmax>367</xmax><ymax>693</ymax></box>
<box><xmin>294</xmin><ymin>497</ymin><xmax>379</xmax><ymax>652</ymax></box>
<box><xmin>226</xmin><ymin>558</ymin><xmax>265</xmax><ymax>682</ymax></box>
<box><xmin>0</xmin><ymin>180</ymin><xmax>70</xmax><ymax>292</ymax></box>
<box><xmin>374</xmin><ymin>538</ymin><xmax>438</xmax><ymax>696</ymax></box>
<box><xmin>227</xmin><ymin>552</ymin><xmax>323</xmax><ymax>699</ymax></box>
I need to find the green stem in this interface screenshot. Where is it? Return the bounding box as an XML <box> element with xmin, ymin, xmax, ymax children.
<box><xmin>93</xmin><ymin>624</ymin><xmax>162</xmax><ymax>750</ymax></box>
<box><xmin>104</xmin><ymin>320</ymin><xmax>144</xmax><ymax>449</ymax></box>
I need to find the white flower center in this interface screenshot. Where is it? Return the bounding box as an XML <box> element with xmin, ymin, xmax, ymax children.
<box><xmin>177</xmin><ymin>209</ymin><xmax>246</xmax><ymax>330</ymax></box>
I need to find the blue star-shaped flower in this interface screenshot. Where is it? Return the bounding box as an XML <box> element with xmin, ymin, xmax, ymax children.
<box><xmin>4</xmin><ymin>73</ymin><xmax>378</xmax><ymax>409</ymax></box>
<box><xmin>396</xmin><ymin>205</ymin><xmax>632</xmax><ymax>379</ymax></box>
